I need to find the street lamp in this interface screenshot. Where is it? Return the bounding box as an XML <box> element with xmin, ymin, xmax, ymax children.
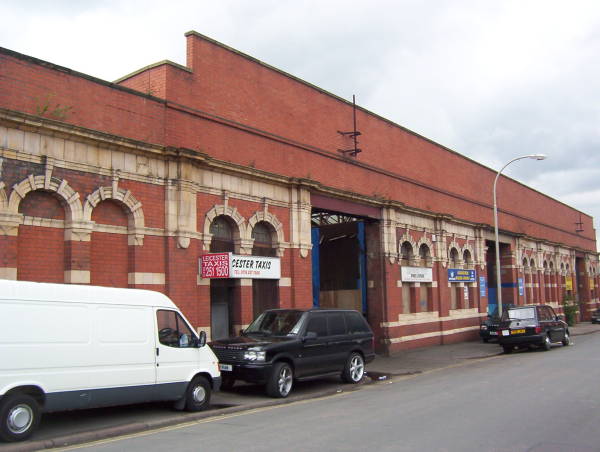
<box><xmin>493</xmin><ymin>154</ymin><xmax>547</xmax><ymax>319</ymax></box>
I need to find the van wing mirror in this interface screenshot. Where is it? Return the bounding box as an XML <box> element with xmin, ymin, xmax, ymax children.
<box><xmin>197</xmin><ymin>330</ymin><xmax>207</xmax><ymax>348</ymax></box>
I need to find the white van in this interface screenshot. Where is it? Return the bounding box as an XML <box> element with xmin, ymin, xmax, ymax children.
<box><xmin>0</xmin><ymin>280</ymin><xmax>221</xmax><ymax>442</ymax></box>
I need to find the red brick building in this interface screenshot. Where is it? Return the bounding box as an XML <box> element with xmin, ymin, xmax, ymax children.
<box><xmin>0</xmin><ymin>31</ymin><xmax>597</xmax><ymax>354</ymax></box>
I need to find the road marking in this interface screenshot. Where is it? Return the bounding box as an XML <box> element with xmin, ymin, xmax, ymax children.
<box><xmin>49</xmin><ymin>392</ymin><xmax>349</xmax><ymax>451</ymax></box>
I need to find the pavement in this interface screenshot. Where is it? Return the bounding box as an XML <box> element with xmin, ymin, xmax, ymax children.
<box><xmin>3</xmin><ymin>322</ymin><xmax>599</xmax><ymax>452</ymax></box>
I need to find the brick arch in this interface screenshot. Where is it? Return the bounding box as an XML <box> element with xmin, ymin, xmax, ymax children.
<box><xmin>247</xmin><ymin>211</ymin><xmax>285</xmax><ymax>256</ymax></box>
<box><xmin>203</xmin><ymin>204</ymin><xmax>247</xmax><ymax>252</ymax></box>
<box><xmin>460</xmin><ymin>243</ymin><xmax>474</xmax><ymax>260</ymax></box>
<box><xmin>8</xmin><ymin>175</ymin><xmax>82</xmax><ymax>222</ymax></box>
<box><xmin>397</xmin><ymin>231</ymin><xmax>417</xmax><ymax>258</ymax></box>
<box><xmin>84</xmin><ymin>186</ymin><xmax>144</xmax><ymax>229</ymax></box>
<box><xmin>416</xmin><ymin>237</ymin><xmax>433</xmax><ymax>267</ymax></box>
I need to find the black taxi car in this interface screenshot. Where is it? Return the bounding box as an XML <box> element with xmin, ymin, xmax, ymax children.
<box><xmin>209</xmin><ymin>308</ymin><xmax>375</xmax><ymax>398</ymax></box>
<box><xmin>497</xmin><ymin>304</ymin><xmax>571</xmax><ymax>353</ymax></box>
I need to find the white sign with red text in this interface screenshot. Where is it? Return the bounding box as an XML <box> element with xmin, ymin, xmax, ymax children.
<box><xmin>200</xmin><ymin>253</ymin><xmax>280</xmax><ymax>279</ymax></box>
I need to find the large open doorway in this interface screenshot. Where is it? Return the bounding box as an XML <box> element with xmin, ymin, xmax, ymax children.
<box><xmin>311</xmin><ymin>210</ymin><xmax>367</xmax><ymax>314</ymax></box>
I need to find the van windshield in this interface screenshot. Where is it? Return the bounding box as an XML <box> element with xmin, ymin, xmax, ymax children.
<box><xmin>244</xmin><ymin>310</ymin><xmax>305</xmax><ymax>336</ymax></box>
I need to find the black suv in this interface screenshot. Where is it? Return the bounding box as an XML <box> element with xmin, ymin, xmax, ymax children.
<box><xmin>209</xmin><ymin>309</ymin><xmax>375</xmax><ymax>398</ymax></box>
<box><xmin>497</xmin><ymin>305</ymin><xmax>571</xmax><ymax>353</ymax></box>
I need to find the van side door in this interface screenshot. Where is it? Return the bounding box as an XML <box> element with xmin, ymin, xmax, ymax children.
<box><xmin>154</xmin><ymin>309</ymin><xmax>202</xmax><ymax>397</ymax></box>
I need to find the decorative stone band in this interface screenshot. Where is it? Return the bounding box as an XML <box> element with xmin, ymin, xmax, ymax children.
<box><xmin>0</xmin><ymin>267</ymin><xmax>17</xmax><ymax>280</ymax></box>
<box><xmin>385</xmin><ymin>325</ymin><xmax>480</xmax><ymax>344</ymax></box>
<box><xmin>64</xmin><ymin>270</ymin><xmax>90</xmax><ymax>284</ymax></box>
<box><xmin>128</xmin><ymin>273</ymin><xmax>166</xmax><ymax>285</ymax></box>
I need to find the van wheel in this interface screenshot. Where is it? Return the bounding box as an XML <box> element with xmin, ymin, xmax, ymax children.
<box><xmin>0</xmin><ymin>394</ymin><xmax>41</xmax><ymax>442</ymax></box>
<box><xmin>185</xmin><ymin>376</ymin><xmax>211</xmax><ymax>411</ymax></box>
<box><xmin>266</xmin><ymin>362</ymin><xmax>293</xmax><ymax>398</ymax></box>
<box><xmin>342</xmin><ymin>352</ymin><xmax>365</xmax><ymax>383</ymax></box>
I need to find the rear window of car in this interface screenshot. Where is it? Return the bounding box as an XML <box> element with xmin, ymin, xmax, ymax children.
<box><xmin>505</xmin><ymin>307</ymin><xmax>536</xmax><ymax>320</ymax></box>
<box><xmin>345</xmin><ymin>311</ymin><xmax>370</xmax><ymax>334</ymax></box>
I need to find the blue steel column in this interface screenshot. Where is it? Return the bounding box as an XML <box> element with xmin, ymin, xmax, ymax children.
<box><xmin>311</xmin><ymin>228</ymin><xmax>320</xmax><ymax>308</ymax></box>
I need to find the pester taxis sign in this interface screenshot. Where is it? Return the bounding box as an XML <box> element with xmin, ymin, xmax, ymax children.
<box><xmin>200</xmin><ymin>253</ymin><xmax>281</xmax><ymax>279</ymax></box>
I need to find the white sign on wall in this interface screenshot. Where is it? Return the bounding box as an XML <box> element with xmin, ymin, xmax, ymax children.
<box><xmin>401</xmin><ymin>266</ymin><xmax>433</xmax><ymax>283</ymax></box>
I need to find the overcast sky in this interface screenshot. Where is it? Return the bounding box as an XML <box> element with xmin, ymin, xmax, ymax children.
<box><xmin>2</xmin><ymin>0</ymin><xmax>600</xmax><ymax>245</ymax></box>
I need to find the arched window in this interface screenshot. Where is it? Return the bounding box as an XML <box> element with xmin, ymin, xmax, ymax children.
<box><xmin>252</xmin><ymin>221</ymin><xmax>275</xmax><ymax>257</ymax></box>
<box><xmin>210</xmin><ymin>216</ymin><xmax>235</xmax><ymax>252</ymax></box>
<box><xmin>530</xmin><ymin>258</ymin><xmax>535</xmax><ymax>269</ymax></box>
<box><xmin>400</xmin><ymin>241</ymin><xmax>413</xmax><ymax>265</ymax></box>
<box><xmin>463</xmin><ymin>250</ymin><xmax>472</xmax><ymax>268</ymax></box>
<box><xmin>449</xmin><ymin>248</ymin><xmax>459</xmax><ymax>267</ymax></box>
<box><xmin>522</xmin><ymin>257</ymin><xmax>529</xmax><ymax>268</ymax></box>
<box><xmin>419</xmin><ymin>244</ymin><xmax>431</xmax><ymax>266</ymax></box>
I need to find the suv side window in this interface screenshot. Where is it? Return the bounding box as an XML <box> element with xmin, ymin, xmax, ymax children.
<box><xmin>327</xmin><ymin>312</ymin><xmax>347</xmax><ymax>335</ymax></box>
<box><xmin>305</xmin><ymin>314</ymin><xmax>328</xmax><ymax>337</ymax></box>
<box><xmin>157</xmin><ymin>310</ymin><xmax>196</xmax><ymax>348</ymax></box>
<box><xmin>538</xmin><ymin>306</ymin><xmax>553</xmax><ymax>321</ymax></box>
<box><xmin>345</xmin><ymin>311</ymin><xmax>370</xmax><ymax>334</ymax></box>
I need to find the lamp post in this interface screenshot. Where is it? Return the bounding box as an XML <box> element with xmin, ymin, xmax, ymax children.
<box><xmin>493</xmin><ymin>154</ymin><xmax>547</xmax><ymax>319</ymax></box>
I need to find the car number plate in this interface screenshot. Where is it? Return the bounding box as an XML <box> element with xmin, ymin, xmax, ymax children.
<box><xmin>219</xmin><ymin>363</ymin><xmax>233</xmax><ymax>372</ymax></box>
<box><xmin>510</xmin><ymin>329</ymin><xmax>526</xmax><ymax>335</ymax></box>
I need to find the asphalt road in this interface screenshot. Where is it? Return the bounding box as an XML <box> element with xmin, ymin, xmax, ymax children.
<box><xmin>47</xmin><ymin>333</ymin><xmax>600</xmax><ymax>452</ymax></box>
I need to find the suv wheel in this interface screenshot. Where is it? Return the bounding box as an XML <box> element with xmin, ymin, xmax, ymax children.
<box><xmin>266</xmin><ymin>362</ymin><xmax>293</xmax><ymax>398</ymax></box>
<box><xmin>502</xmin><ymin>345</ymin><xmax>513</xmax><ymax>354</ymax></box>
<box><xmin>342</xmin><ymin>352</ymin><xmax>365</xmax><ymax>383</ymax></box>
<box><xmin>562</xmin><ymin>331</ymin><xmax>571</xmax><ymax>346</ymax></box>
<box><xmin>542</xmin><ymin>334</ymin><xmax>552</xmax><ymax>351</ymax></box>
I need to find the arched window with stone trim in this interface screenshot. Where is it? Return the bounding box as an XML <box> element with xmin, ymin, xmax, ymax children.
<box><xmin>419</xmin><ymin>244</ymin><xmax>432</xmax><ymax>267</ymax></box>
<box><xmin>252</xmin><ymin>221</ymin><xmax>279</xmax><ymax>317</ymax></box>
<box><xmin>463</xmin><ymin>250</ymin><xmax>473</xmax><ymax>269</ymax></box>
<box><xmin>252</xmin><ymin>221</ymin><xmax>276</xmax><ymax>257</ymax></box>
<box><xmin>449</xmin><ymin>247</ymin><xmax>459</xmax><ymax>268</ymax></box>
<box><xmin>400</xmin><ymin>241</ymin><xmax>413</xmax><ymax>266</ymax></box>
<box><xmin>210</xmin><ymin>215</ymin><xmax>235</xmax><ymax>253</ymax></box>
<box><xmin>17</xmin><ymin>190</ymin><xmax>66</xmax><ymax>283</ymax></box>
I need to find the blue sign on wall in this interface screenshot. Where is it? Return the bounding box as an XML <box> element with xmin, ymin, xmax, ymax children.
<box><xmin>448</xmin><ymin>269</ymin><xmax>476</xmax><ymax>282</ymax></box>
<box><xmin>518</xmin><ymin>277</ymin><xmax>524</xmax><ymax>296</ymax></box>
<box><xmin>479</xmin><ymin>276</ymin><xmax>487</xmax><ymax>298</ymax></box>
